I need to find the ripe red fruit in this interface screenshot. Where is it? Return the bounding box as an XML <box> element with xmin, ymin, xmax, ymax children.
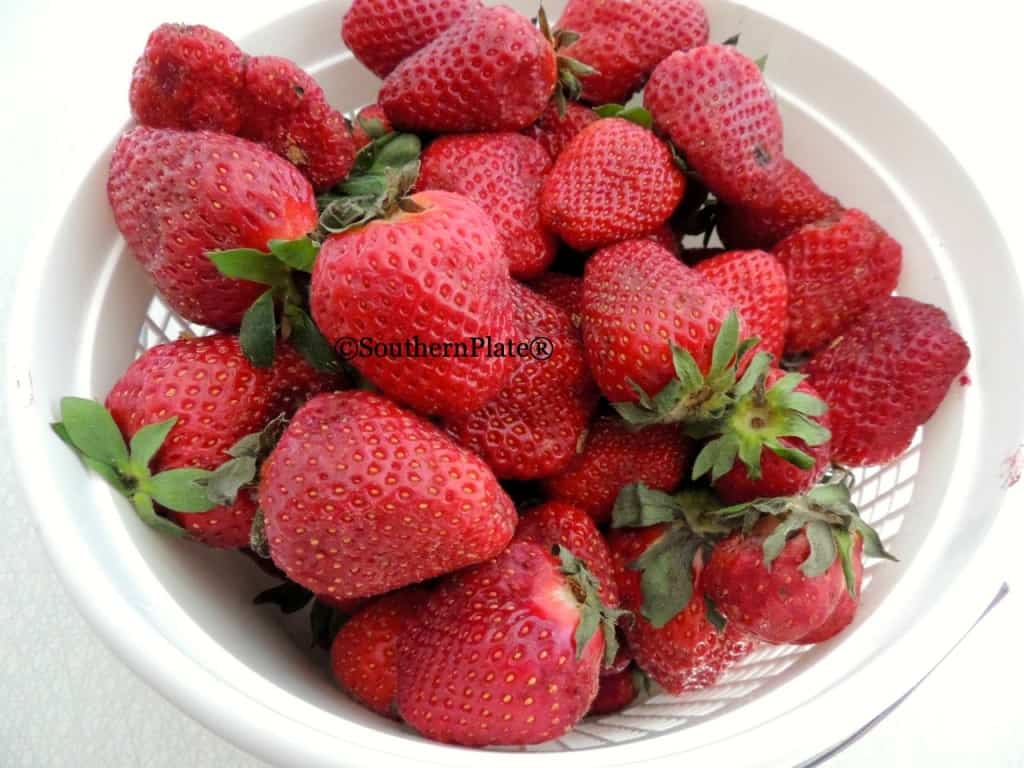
<box><xmin>804</xmin><ymin>296</ymin><xmax>970</xmax><ymax>466</ymax></box>
<box><xmin>773</xmin><ymin>209</ymin><xmax>903</xmax><ymax>355</ymax></box>
<box><xmin>397</xmin><ymin>541</ymin><xmax>621</xmax><ymax>746</ymax></box>
<box><xmin>695</xmin><ymin>249</ymin><xmax>789</xmax><ymax>361</ymax></box>
<box><xmin>417</xmin><ymin>133</ymin><xmax>556</xmax><ymax>279</ymax></box>
<box><xmin>646</xmin><ymin>223</ymin><xmax>681</xmax><ymax>257</ymax></box>
<box><xmin>515</xmin><ymin>501</ymin><xmax>619</xmax><ymax>606</ymax></box>
<box><xmin>797</xmin><ymin>534</ymin><xmax>864</xmax><ymax>644</ymax></box>
<box><xmin>542</xmin><ymin>411</ymin><xmax>691</xmax><ymax>524</ymax></box>
<box><xmin>341</xmin><ymin>0</ymin><xmax>481</xmax><ymax>79</ymax></box>
<box><xmin>330</xmin><ymin>587</ymin><xmax>428</xmax><ymax>717</ymax></box>
<box><xmin>351</xmin><ymin>104</ymin><xmax>393</xmax><ymax>151</ymax></box>
<box><xmin>646</xmin><ymin>44</ymin><xmax>784</xmax><ymax>209</ymax></box>
<box><xmin>522</xmin><ymin>102</ymin><xmax>599</xmax><ymax>159</ymax></box>
<box><xmin>717</xmin><ymin>160</ymin><xmax>841</xmax><ymax>250</ymax></box>
<box><xmin>310</xmin><ymin>190</ymin><xmax>516</xmax><ymax>418</ymax></box>
<box><xmin>540</xmin><ymin>118</ymin><xmax>685</xmax><ymax>250</ymax></box>
<box><xmin>556</xmin><ymin>0</ymin><xmax>709</xmax><ymax>104</ymax></box>
<box><xmin>259</xmin><ymin>391</ymin><xmax>517</xmax><ymax>599</ymax></box>
<box><xmin>530</xmin><ymin>273</ymin><xmax>583</xmax><ymax>325</ymax></box>
<box><xmin>587</xmin><ymin>667</ymin><xmax>641</xmax><ymax>716</ymax></box>
<box><xmin>444</xmin><ymin>284</ymin><xmax>596</xmax><ymax>479</ymax></box>
<box><xmin>107</xmin><ymin>127</ymin><xmax>317</xmax><ymax>330</ymax></box>
<box><xmin>380</xmin><ymin>6</ymin><xmax>557</xmax><ymax>133</ymax></box>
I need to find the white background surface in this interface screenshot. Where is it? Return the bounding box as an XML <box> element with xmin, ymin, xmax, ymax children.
<box><xmin>2</xmin><ymin>1</ymin><xmax>1023</xmax><ymax>766</ymax></box>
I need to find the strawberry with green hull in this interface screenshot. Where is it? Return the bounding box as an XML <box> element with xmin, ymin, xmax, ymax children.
<box><xmin>540</xmin><ymin>115</ymin><xmax>686</xmax><ymax>251</ymax></box>
<box><xmin>444</xmin><ymin>284</ymin><xmax>596</xmax><ymax>480</ymax></box>
<box><xmin>397</xmin><ymin>542</ymin><xmax>626</xmax><ymax>746</ymax></box>
<box><xmin>341</xmin><ymin>0</ymin><xmax>482</xmax><ymax>79</ymax></box>
<box><xmin>351</xmin><ymin>104</ymin><xmax>393</xmax><ymax>151</ymax></box>
<box><xmin>311</xmin><ymin>190</ymin><xmax>516</xmax><ymax>418</ymax></box>
<box><xmin>804</xmin><ymin>296</ymin><xmax>971</xmax><ymax>466</ymax></box>
<box><xmin>773</xmin><ymin>208</ymin><xmax>903</xmax><ymax>355</ymax></box>
<box><xmin>523</xmin><ymin>102</ymin><xmax>599</xmax><ymax>160</ymax></box>
<box><xmin>417</xmin><ymin>133</ymin><xmax>556</xmax><ymax>279</ymax></box>
<box><xmin>798</xmin><ymin>533</ymin><xmax>864</xmax><ymax>643</ymax></box>
<box><xmin>259</xmin><ymin>391</ymin><xmax>517</xmax><ymax>599</ymax></box>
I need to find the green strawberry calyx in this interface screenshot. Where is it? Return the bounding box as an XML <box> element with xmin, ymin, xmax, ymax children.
<box><xmin>594</xmin><ymin>104</ymin><xmax>653</xmax><ymax>129</ymax></box>
<box><xmin>253</xmin><ymin>580</ymin><xmax>350</xmax><ymax>650</ymax></box>
<box><xmin>555</xmin><ymin>545</ymin><xmax>631</xmax><ymax>669</ymax></box>
<box><xmin>611</xmin><ymin>483</ymin><xmax>730</xmax><ymax>628</ymax></box>
<box><xmin>537</xmin><ymin>5</ymin><xmax>599</xmax><ymax>116</ymax></box>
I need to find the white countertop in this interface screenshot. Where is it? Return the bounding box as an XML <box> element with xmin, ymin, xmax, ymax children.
<box><xmin>2</xmin><ymin>1</ymin><xmax>1023</xmax><ymax>765</ymax></box>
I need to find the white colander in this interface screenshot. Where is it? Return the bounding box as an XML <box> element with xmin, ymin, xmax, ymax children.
<box><xmin>6</xmin><ymin>1</ymin><xmax>1023</xmax><ymax>765</ymax></box>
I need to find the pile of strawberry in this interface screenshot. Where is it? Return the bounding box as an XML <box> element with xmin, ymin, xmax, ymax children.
<box><xmin>52</xmin><ymin>0</ymin><xmax>972</xmax><ymax>749</ymax></box>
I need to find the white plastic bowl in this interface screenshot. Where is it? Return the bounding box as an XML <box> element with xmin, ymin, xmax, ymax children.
<box><xmin>6</xmin><ymin>1</ymin><xmax>1024</xmax><ymax>765</ymax></box>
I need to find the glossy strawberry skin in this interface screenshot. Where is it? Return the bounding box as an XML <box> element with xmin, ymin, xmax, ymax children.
<box><xmin>646</xmin><ymin>44</ymin><xmax>784</xmax><ymax>209</ymax></box>
<box><xmin>557</xmin><ymin>0</ymin><xmax>709</xmax><ymax>104</ymax></box>
<box><xmin>351</xmin><ymin>104</ymin><xmax>393</xmax><ymax>151</ymax></box>
<box><xmin>397</xmin><ymin>541</ymin><xmax>603</xmax><ymax>746</ymax></box>
<box><xmin>530</xmin><ymin>273</ymin><xmax>583</xmax><ymax>325</ymax></box>
<box><xmin>542</xmin><ymin>412</ymin><xmax>691</xmax><ymax>524</ymax></box>
<box><xmin>797</xmin><ymin>535</ymin><xmax>864</xmax><ymax>644</ymax></box>
<box><xmin>515</xmin><ymin>501</ymin><xmax>619</xmax><ymax>606</ymax></box>
<box><xmin>341</xmin><ymin>0</ymin><xmax>482</xmax><ymax>79</ymax></box>
<box><xmin>380</xmin><ymin>6</ymin><xmax>557</xmax><ymax>133</ymax></box>
<box><xmin>609</xmin><ymin>527</ymin><xmax>756</xmax><ymax>693</ymax></box>
<box><xmin>259</xmin><ymin>391</ymin><xmax>517</xmax><ymax>599</ymax></box>
<box><xmin>804</xmin><ymin>296</ymin><xmax>970</xmax><ymax>466</ymax></box>
<box><xmin>105</xmin><ymin>335</ymin><xmax>333</xmax><ymax>548</ymax></box>
<box><xmin>444</xmin><ymin>284</ymin><xmax>596</xmax><ymax>480</ymax></box>
<box><xmin>418</xmin><ymin>133</ymin><xmax>556</xmax><ymax>279</ymax></box>
<box><xmin>646</xmin><ymin>223</ymin><xmax>681</xmax><ymax>257</ymax></box>
<box><xmin>108</xmin><ymin>127</ymin><xmax>318</xmax><ymax>330</ymax></box>
<box><xmin>523</xmin><ymin>102</ymin><xmax>600</xmax><ymax>160</ymax></box>
<box><xmin>774</xmin><ymin>209</ymin><xmax>903</xmax><ymax>355</ymax></box>
<box><xmin>717</xmin><ymin>159</ymin><xmax>841</xmax><ymax>250</ymax></box>
<box><xmin>703</xmin><ymin>518</ymin><xmax>845</xmax><ymax>644</ymax></box>
<box><xmin>310</xmin><ymin>190</ymin><xmax>516</xmax><ymax>419</ymax></box>
<box><xmin>582</xmin><ymin>239</ymin><xmax>733</xmax><ymax>403</ymax></box>
<box><xmin>587</xmin><ymin>667</ymin><xmax>639</xmax><ymax>716</ymax></box>
<box><xmin>695</xmin><ymin>249</ymin><xmax>788</xmax><ymax>361</ymax></box>
<box><xmin>330</xmin><ymin>587</ymin><xmax>428</xmax><ymax>717</ymax></box>
<box><xmin>540</xmin><ymin>118</ymin><xmax>685</xmax><ymax>251</ymax></box>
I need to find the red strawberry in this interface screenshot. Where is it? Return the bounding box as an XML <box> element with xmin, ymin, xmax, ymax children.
<box><xmin>310</xmin><ymin>190</ymin><xmax>516</xmax><ymax>418</ymax></box>
<box><xmin>104</xmin><ymin>335</ymin><xmax>333</xmax><ymax>548</ymax></box>
<box><xmin>646</xmin><ymin>44</ymin><xmax>785</xmax><ymax>209</ymax></box>
<box><xmin>444</xmin><ymin>284</ymin><xmax>596</xmax><ymax>479</ymax></box>
<box><xmin>417</xmin><ymin>133</ymin><xmax>556</xmax><ymax>279</ymax></box>
<box><xmin>804</xmin><ymin>296</ymin><xmax>970</xmax><ymax>466</ymax></box>
<box><xmin>530</xmin><ymin>273</ymin><xmax>583</xmax><ymax>325</ymax></box>
<box><xmin>523</xmin><ymin>102</ymin><xmax>599</xmax><ymax>159</ymax></box>
<box><xmin>330</xmin><ymin>587</ymin><xmax>428</xmax><ymax>717</ymax></box>
<box><xmin>107</xmin><ymin>127</ymin><xmax>317</xmax><ymax>330</ymax></box>
<box><xmin>680</xmin><ymin>247</ymin><xmax>727</xmax><ymax>266</ymax></box>
<box><xmin>774</xmin><ymin>209</ymin><xmax>903</xmax><ymax>355</ymax></box>
<box><xmin>259</xmin><ymin>391</ymin><xmax>517</xmax><ymax>599</ymax></box>
<box><xmin>380</xmin><ymin>6</ymin><xmax>557</xmax><ymax>133</ymax></box>
<box><xmin>341</xmin><ymin>0</ymin><xmax>482</xmax><ymax>79</ymax></box>
<box><xmin>397</xmin><ymin>541</ymin><xmax>623</xmax><ymax>746</ymax></box>
<box><xmin>557</xmin><ymin>0</ymin><xmax>709</xmax><ymax>104</ymax></box>
<box><xmin>798</xmin><ymin>534</ymin><xmax>864</xmax><ymax>644</ymax></box>
<box><xmin>515</xmin><ymin>501</ymin><xmax>619</xmax><ymax>606</ymax></box>
<box><xmin>717</xmin><ymin>160</ymin><xmax>841</xmax><ymax>250</ymax></box>
<box><xmin>542</xmin><ymin>411</ymin><xmax>691</xmax><ymax>524</ymax></box>
<box><xmin>695</xmin><ymin>249</ymin><xmax>788</xmax><ymax>361</ymax></box>
<box><xmin>351</xmin><ymin>104</ymin><xmax>393</xmax><ymax>151</ymax></box>
<box><xmin>646</xmin><ymin>223</ymin><xmax>681</xmax><ymax>257</ymax></box>
<box><xmin>587</xmin><ymin>667</ymin><xmax>642</xmax><ymax>716</ymax></box>
<box><xmin>540</xmin><ymin>117</ymin><xmax>685</xmax><ymax>250</ymax></box>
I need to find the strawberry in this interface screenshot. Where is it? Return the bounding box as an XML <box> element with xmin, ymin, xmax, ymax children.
<box><xmin>523</xmin><ymin>101</ymin><xmax>599</xmax><ymax>159</ymax></box>
<box><xmin>530</xmin><ymin>273</ymin><xmax>583</xmax><ymax>325</ymax></box>
<box><xmin>646</xmin><ymin>223</ymin><xmax>681</xmax><ymax>257</ymax></box>
<box><xmin>397</xmin><ymin>541</ymin><xmax>624</xmax><ymax>746</ymax></box>
<box><xmin>798</xmin><ymin>534</ymin><xmax>864</xmax><ymax>644</ymax></box>
<box><xmin>310</xmin><ymin>190</ymin><xmax>516</xmax><ymax>418</ymax></box>
<box><xmin>680</xmin><ymin>247</ymin><xmax>727</xmax><ymax>266</ymax></box>
<box><xmin>556</xmin><ymin>0</ymin><xmax>709</xmax><ymax>104</ymax></box>
<box><xmin>258</xmin><ymin>391</ymin><xmax>517</xmax><ymax>599</ymax></box>
<box><xmin>515</xmin><ymin>501</ymin><xmax>619</xmax><ymax>606</ymax></box>
<box><xmin>107</xmin><ymin>127</ymin><xmax>318</xmax><ymax>330</ymax></box>
<box><xmin>609</xmin><ymin>487</ymin><xmax>756</xmax><ymax>693</ymax></box>
<box><xmin>330</xmin><ymin>587</ymin><xmax>428</xmax><ymax>717</ymax></box>
<box><xmin>587</xmin><ymin>667</ymin><xmax>643</xmax><ymax>716</ymax></box>
<box><xmin>542</xmin><ymin>411</ymin><xmax>691</xmax><ymax>524</ymax></box>
<box><xmin>773</xmin><ymin>209</ymin><xmax>903</xmax><ymax>355</ymax></box>
<box><xmin>717</xmin><ymin>160</ymin><xmax>841</xmax><ymax>250</ymax></box>
<box><xmin>417</xmin><ymin>133</ymin><xmax>556</xmax><ymax>279</ymax></box>
<box><xmin>129</xmin><ymin>24</ymin><xmax>355</xmax><ymax>190</ymax></box>
<box><xmin>540</xmin><ymin>116</ymin><xmax>685</xmax><ymax>250</ymax></box>
<box><xmin>342</xmin><ymin>0</ymin><xmax>482</xmax><ymax>78</ymax></box>
<box><xmin>379</xmin><ymin>6</ymin><xmax>558</xmax><ymax>133</ymax></box>
<box><xmin>444</xmin><ymin>284</ymin><xmax>596</xmax><ymax>479</ymax></box>
<box><xmin>351</xmin><ymin>104</ymin><xmax>393</xmax><ymax>151</ymax></box>
<box><xmin>695</xmin><ymin>249</ymin><xmax>788</xmax><ymax>361</ymax></box>
<box><xmin>804</xmin><ymin>296</ymin><xmax>970</xmax><ymax>466</ymax></box>
<box><xmin>645</xmin><ymin>44</ymin><xmax>785</xmax><ymax>209</ymax></box>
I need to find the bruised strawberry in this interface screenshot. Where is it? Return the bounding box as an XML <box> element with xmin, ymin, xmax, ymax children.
<box><xmin>523</xmin><ymin>101</ymin><xmax>599</xmax><ymax>159</ymax></box>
